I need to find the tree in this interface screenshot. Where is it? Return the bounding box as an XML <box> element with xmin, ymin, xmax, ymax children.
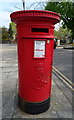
<box><xmin>54</xmin><ymin>27</ymin><xmax>72</xmax><ymax>44</ymax></box>
<box><xmin>0</xmin><ymin>28</ymin><xmax>2</xmax><ymax>43</ymax></box>
<box><xmin>2</xmin><ymin>27</ymin><xmax>9</xmax><ymax>43</ymax></box>
<box><xmin>8</xmin><ymin>23</ymin><xmax>13</xmax><ymax>40</ymax></box>
<box><xmin>45</xmin><ymin>1</ymin><xmax>74</xmax><ymax>40</ymax></box>
<box><xmin>8</xmin><ymin>22</ymin><xmax>16</xmax><ymax>42</ymax></box>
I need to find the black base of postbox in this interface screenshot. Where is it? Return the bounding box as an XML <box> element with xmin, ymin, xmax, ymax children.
<box><xmin>18</xmin><ymin>95</ymin><xmax>50</xmax><ymax>114</ymax></box>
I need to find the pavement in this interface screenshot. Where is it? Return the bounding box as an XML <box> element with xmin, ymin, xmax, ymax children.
<box><xmin>57</xmin><ymin>44</ymin><xmax>74</xmax><ymax>49</ymax></box>
<box><xmin>63</xmin><ymin>45</ymin><xmax>74</xmax><ymax>49</ymax></box>
<box><xmin>0</xmin><ymin>44</ymin><xmax>73</xmax><ymax>119</ymax></box>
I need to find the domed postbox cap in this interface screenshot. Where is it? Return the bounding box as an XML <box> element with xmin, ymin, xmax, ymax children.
<box><xmin>10</xmin><ymin>10</ymin><xmax>60</xmax><ymax>24</ymax></box>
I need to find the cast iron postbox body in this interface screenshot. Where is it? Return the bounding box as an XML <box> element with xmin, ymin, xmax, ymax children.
<box><xmin>10</xmin><ymin>10</ymin><xmax>60</xmax><ymax>114</ymax></box>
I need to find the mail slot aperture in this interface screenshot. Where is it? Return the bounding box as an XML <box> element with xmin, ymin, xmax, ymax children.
<box><xmin>32</xmin><ymin>28</ymin><xmax>49</xmax><ymax>33</ymax></box>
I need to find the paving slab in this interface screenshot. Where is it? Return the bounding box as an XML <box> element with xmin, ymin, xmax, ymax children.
<box><xmin>2</xmin><ymin>91</ymin><xmax>16</xmax><ymax>106</ymax></box>
<box><xmin>0</xmin><ymin>68</ymin><xmax>2</xmax><ymax>75</ymax></box>
<box><xmin>0</xmin><ymin>93</ymin><xmax>2</xmax><ymax>109</ymax></box>
<box><xmin>2</xmin><ymin>71</ymin><xmax>17</xmax><ymax>93</ymax></box>
<box><xmin>13</xmin><ymin>107</ymin><xmax>58</xmax><ymax>119</ymax></box>
<box><xmin>52</xmin><ymin>74</ymin><xmax>72</xmax><ymax>104</ymax></box>
<box><xmin>0</xmin><ymin>94</ymin><xmax>2</xmax><ymax>120</ymax></box>
<box><xmin>0</xmin><ymin>85</ymin><xmax>2</xmax><ymax>93</ymax></box>
<box><xmin>2</xmin><ymin>66</ymin><xmax>18</xmax><ymax>73</ymax></box>
<box><xmin>52</xmin><ymin>75</ymin><xmax>72</xmax><ymax>118</ymax></box>
<box><xmin>57</xmin><ymin>110</ymin><xmax>72</xmax><ymax>118</ymax></box>
<box><xmin>2</xmin><ymin>62</ymin><xmax>14</xmax><ymax>68</ymax></box>
<box><xmin>0</xmin><ymin>61</ymin><xmax>2</xmax><ymax>68</ymax></box>
<box><xmin>2</xmin><ymin>78</ymin><xmax>17</xmax><ymax>92</ymax></box>
<box><xmin>2</xmin><ymin>96</ymin><xmax>14</xmax><ymax>118</ymax></box>
<box><xmin>2</xmin><ymin>73</ymin><xmax>9</xmax><ymax>81</ymax></box>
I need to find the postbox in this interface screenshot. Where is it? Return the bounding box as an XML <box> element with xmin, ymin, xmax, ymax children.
<box><xmin>10</xmin><ymin>10</ymin><xmax>60</xmax><ymax>114</ymax></box>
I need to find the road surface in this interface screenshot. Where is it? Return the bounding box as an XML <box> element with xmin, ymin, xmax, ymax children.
<box><xmin>53</xmin><ymin>48</ymin><xmax>73</xmax><ymax>91</ymax></box>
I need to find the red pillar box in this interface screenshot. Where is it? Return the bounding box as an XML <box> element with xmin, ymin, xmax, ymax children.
<box><xmin>10</xmin><ymin>10</ymin><xmax>60</xmax><ymax>114</ymax></box>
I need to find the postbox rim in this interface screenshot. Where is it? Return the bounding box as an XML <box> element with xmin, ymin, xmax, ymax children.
<box><xmin>10</xmin><ymin>10</ymin><xmax>61</xmax><ymax>24</ymax></box>
<box><xmin>10</xmin><ymin>10</ymin><xmax>60</xmax><ymax>17</ymax></box>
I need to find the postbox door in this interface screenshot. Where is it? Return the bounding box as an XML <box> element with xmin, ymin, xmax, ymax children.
<box><xmin>18</xmin><ymin>38</ymin><xmax>54</xmax><ymax>102</ymax></box>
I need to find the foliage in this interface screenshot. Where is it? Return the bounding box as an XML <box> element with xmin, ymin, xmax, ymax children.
<box><xmin>54</xmin><ymin>27</ymin><xmax>71</xmax><ymax>39</ymax></box>
<box><xmin>45</xmin><ymin>1</ymin><xmax>74</xmax><ymax>39</ymax></box>
<box><xmin>10</xmin><ymin>22</ymin><xmax>16</xmax><ymax>34</ymax></box>
<box><xmin>8</xmin><ymin>22</ymin><xmax>16</xmax><ymax>42</ymax></box>
<box><xmin>54</xmin><ymin>27</ymin><xmax>72</xmax><ymax>43</ymax></box>
<box><xmin>8</xmin><ymin>23</ymin><xmax>15</xmax><ymax>38</ymax></box>
<box><xmin>0</xmin><ymin>28</ymin><xmax>2</xmax><ymax>43</ymax></box>
<box><xmin>1</xmin><ymin>23</ymin><xmax>16</xmax><ymax>44</ymax></box>
<box><xmin>2</xmin><ymin>27</ymin><xmax>9</xmax><ymax>43</ymax></box>
<box><xmin>8</xmin><ymin>24</ymin><xmax>13</xmax><ymax>38</ymax></box>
